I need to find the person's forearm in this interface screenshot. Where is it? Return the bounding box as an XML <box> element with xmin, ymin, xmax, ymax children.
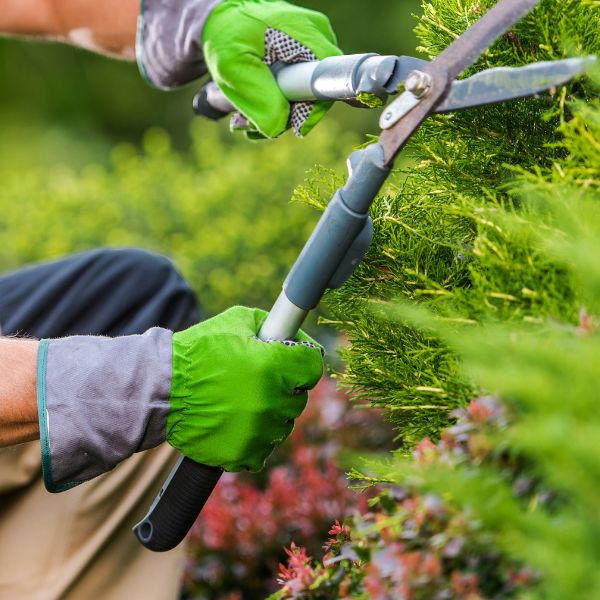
<box><xmin>0</xmin><ymin>338</ymin><xmax>39</xmax><ymax>447</ymax></box>
<box><xmin>0</xmin><ymin>0</ymin><xmax>139</xmax><ymax>59</ymax></box>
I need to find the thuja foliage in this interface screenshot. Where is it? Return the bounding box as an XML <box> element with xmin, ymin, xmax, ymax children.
<box><xmin>275</xmin><ymin>79</ymin><xmax>600</xmax><ymax>600</ymax></box>
<box><xmin>293</xmin><ymin>0</ymin><xmax>600</xmax><ymax>446</ymax></box>
<box><xmin>272</xmin><ymin>1</ymin><xmax>600</xmax><ymax>597</ymax></box>
<box><xmin>0</xmin><ymin>121</ymin><xmax>355</xmax><ymax>315</ymax></box>
<box><xmin>358</xmin><ymin>121</ymin><xmax>600</xmax><ymax>595</ymax></box>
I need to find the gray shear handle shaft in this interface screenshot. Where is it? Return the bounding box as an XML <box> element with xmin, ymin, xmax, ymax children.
<box><xmin>134</xmin><ymin>299</ymin><xmax>307</xmax><ymax>554</ymax></box>
<box><xmin>259</xmin><ymin>293</ymin><xmax>309</xmax><ymax>342</ymax></box>
<box><xmin>135</xmin><ymin>144</ymin><xmax>391</xmax><ymax>552</ymax></box>
<box><xmin>193</xmin><ymin>54</ymin><xmax>415</xmax><ymax>120</ymax></box>
<box><xmin>133</xmin><ymin>456</ymin><xmax>222</xmax><ymax>552</ymax></box>
<box><xmin>193</xmin><ymin>63</ymin><xmax>317</xmax><ymax>119</ymax></box>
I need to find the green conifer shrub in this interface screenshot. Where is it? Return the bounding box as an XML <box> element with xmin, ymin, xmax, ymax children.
<box><xmin>298</xmin><ymin>0</ymin><xmax>600</xmax><ymax>447</ymax></box>
<box><xmin>272</xmin><ymin>0</ymin><xmax>600</xmax><ymax>597</ymax></box>
<box><xmin>273</xmin><ymin>113</ymin><xmax>600</xmax><ymax>594</ymax></box>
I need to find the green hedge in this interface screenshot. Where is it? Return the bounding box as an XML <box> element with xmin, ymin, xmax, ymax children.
<box><xmin>272</xmin><ymin>1</ymin><xmax>600</xmax><ymax>597</ymax></box>
<box><xmin>311</xmin><ymin>0</ymin><xmax>600</xmax><ymax>446</ymax></box>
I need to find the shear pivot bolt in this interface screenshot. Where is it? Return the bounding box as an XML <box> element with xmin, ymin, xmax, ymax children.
<box><xmin>404</xmin><ymin>70</ymin><xmax>433</xmax><ymax>98</ymax></box>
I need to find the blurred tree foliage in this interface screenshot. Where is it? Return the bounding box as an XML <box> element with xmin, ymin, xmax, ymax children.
<box><xmin>0</xmin><ymin>120</ymin><xmax>356</xmax><ymax>317</ymax></box>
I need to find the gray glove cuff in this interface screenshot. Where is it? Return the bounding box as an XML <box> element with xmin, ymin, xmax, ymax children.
<box><xmin>37</xmin><ymin>328</ymin><xmax>173</xmax><ymax>492</ymax></box>
<box><xmin>136</xmin><ymin>0</ymin><xmax>223</xmax><ymax>89</ymax></box>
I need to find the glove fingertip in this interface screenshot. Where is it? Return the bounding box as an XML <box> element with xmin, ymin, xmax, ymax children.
<box><xmin>290</xmin><ymin>345</ymin><xmax>325</xmax><ymax>389</ymax></box>
<box><xmin>308</xmin><ymin>10</ymin><xmax>338</xmax><ymax>43</ymax></box>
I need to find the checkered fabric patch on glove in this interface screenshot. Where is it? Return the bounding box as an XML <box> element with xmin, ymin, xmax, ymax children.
<box><xmin>230</xmin><ymin>28</ymin><xmax>316</xmax><ymax>136</ymax></box>
<box><xmin>202</xmin><ymin>0</ymin><xmax>342</xmax><ymax>139</ymax></box>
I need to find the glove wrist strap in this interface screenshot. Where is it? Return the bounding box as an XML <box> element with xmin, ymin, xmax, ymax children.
<box><xmin>136</xmin><ymin>0</ymin><xmax>223</xmax><ymax>89</ymax></box>
<box><xmin>37</xmin><ymin>328</ymin><xmax>173</xmax><ymax>492</ymax></box>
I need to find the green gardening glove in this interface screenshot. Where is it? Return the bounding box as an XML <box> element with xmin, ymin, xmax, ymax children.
<box><xmin>37</xmin><ymin>304</ymin><xmax>324</xmax><ymax>492</ymax></box>
<box><xmin>167</xmin><ymin>306</ymin><xmax>324</xmax><ymax>472</ymax></box>
<box><xmin>202</xmin><ymin>0</ymin><xmax>343</xmax><ymax>138</ymax></box>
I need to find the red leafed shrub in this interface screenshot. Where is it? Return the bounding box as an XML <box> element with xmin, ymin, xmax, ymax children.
<box><xmin>271</xmin><ymin>398</ymin><xmax>539</xmax><ymax>600</ymax></box>
<box><xmin>182</xmin><ymin>377</ymin><xmax>395</xmax><ymax>600</ymax></box>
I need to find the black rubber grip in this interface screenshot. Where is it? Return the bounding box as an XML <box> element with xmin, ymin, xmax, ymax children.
<box><xmin>133</xmin><ymin>455</ymin><xmax>223</xmax><ymax>552</ymax></box>
<box><xmin>192</xmin><ymin>86</ymin><xmax>230</xmax><ymax>121</ymax></box>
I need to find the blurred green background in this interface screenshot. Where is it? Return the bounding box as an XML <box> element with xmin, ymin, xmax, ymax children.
<box><xmin>0</xmin><ymin>0</ymin><xmax>420</xmax><ymax>316</ymax></box>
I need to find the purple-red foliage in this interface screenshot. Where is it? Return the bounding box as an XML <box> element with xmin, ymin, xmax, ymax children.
<box><xmin>182</xmin><ymin>377</ymin><xmax>394</xmax><ymax>600</ymax></box>
<box><xmin>272</xmin><ymin>397</ymin><xmax>538</xmax><ymax>600</ymax></box>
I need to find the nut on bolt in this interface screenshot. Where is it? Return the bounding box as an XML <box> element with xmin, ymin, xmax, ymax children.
<box><xmin>404</xmin><ymin>70</ymin><xmax>433</xmax><ymax>98</ymax></box>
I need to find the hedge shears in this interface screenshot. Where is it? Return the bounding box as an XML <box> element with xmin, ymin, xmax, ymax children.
<box><xmin>134</xmin><ymin>0</ymin><xmax>597</xmax><ymax>551</ymax></box>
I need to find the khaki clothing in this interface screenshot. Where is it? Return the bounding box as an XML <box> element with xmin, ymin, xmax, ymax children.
<box><xmin>0</xmin><ymin>250</ymin><xmax>202</xmax><ymax>599</ymax></box>
<box><xmin>0</xmin><ymin>443</ymin><xmax>185</xmax><ymax>600</ymax></box>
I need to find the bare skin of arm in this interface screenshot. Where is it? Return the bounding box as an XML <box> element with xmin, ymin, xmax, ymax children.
<box><xmin>0</xmin><ymin>4</ymin><xmax>138</xmax><ymax>444</ymax></box>
<box><xmin>0</xmin><ymin>0</ymin><xmax>139</xmax><ymax>59</ymax></box>
<box><xmin>0</xmin><ymin>339</ymin><xmax>39</xmax><ymax>447</ymax></box>
<box><xmin>0</xmin><ymin>2</ymin><xmax>138</xmax><ymax>444</ymax></box>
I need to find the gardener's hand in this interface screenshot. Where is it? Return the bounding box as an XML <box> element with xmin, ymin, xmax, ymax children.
<box><xmin>167</xmin><ymin>306</ymin><xmax>323</xmax><ymax>470</ymax></box>
<box><xmin>137</xmin><ymin>0</ymin><xmax>342</xmax><ymax>138</ymax></box>
<box><xmin>37</xmin><ymin>306</ymin><xmax>323</xmax><ymax>492</ymax></box>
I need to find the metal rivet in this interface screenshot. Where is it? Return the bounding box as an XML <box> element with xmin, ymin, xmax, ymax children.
<box><xmin>404</xmin><ymin>70</ymin><xmax>433</xmax><ymax>98</ymax></box>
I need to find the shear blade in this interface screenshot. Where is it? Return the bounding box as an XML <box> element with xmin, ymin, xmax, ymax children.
<box><xmin>435</xmin><ymin>56</ymin><xmax>597</xmax><ymax>113</ymax></box>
